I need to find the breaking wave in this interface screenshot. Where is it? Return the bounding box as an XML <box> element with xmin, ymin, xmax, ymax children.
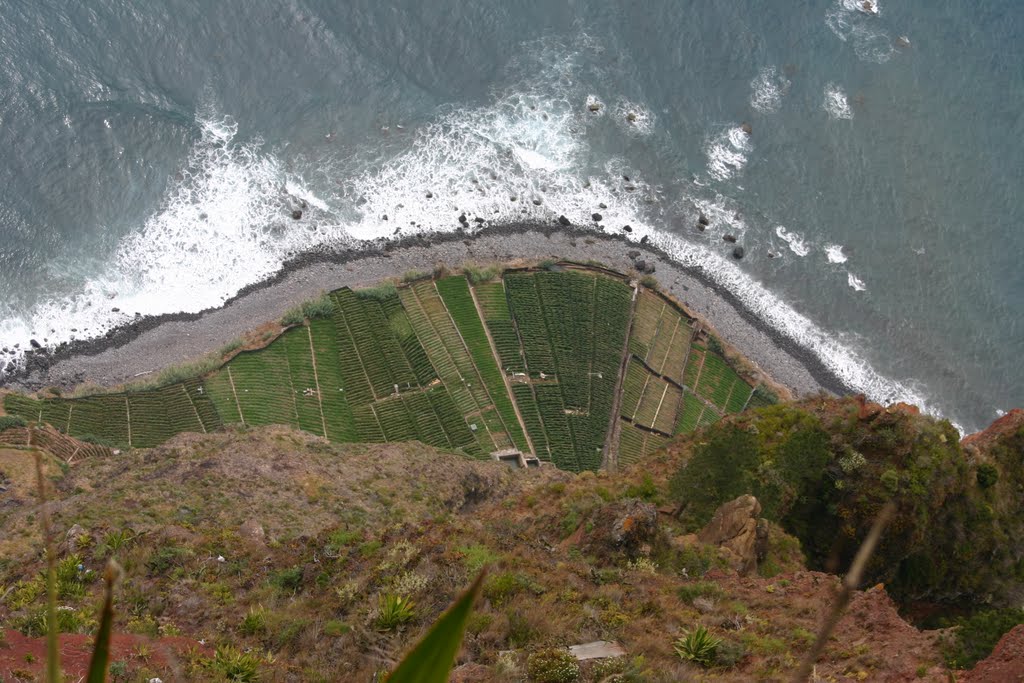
<box><xmin>0</xmin><ymin>36</ymin><xmax>947</xmax><ymax>429</ymax></box>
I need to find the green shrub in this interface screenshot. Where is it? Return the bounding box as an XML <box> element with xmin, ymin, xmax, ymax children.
<box><xmin>976</xmin><ymin>463</ymin><xmax>999</xmax><ymax>489</ymax></box>
<box><xmin>463</xmin><ymin>264</ymin><xmax>501</xmax><ymax>285</ymax></box>
<box><xmin>356</xmin><ymin>282</ymin><xmax>398</xmax><ymax>301</ymax></box>
<box><xmin>640</xmin><ymin>274</ymin><xmax>658</xmax><ymax>289</ymax></box>
<box><xmin>526</xmin><ymin>647</ymin><xmax>580</xmax><ymax>682</ymax></box>
<box><xmin>458</xmin><ymin>543</ymin><xmax>500</xmax><ymax>573</ymax></box>
<box><xmin>301</xmin><ymin>293</ymin><xmax>334</xmax><ymax>319</ymax></box>
<box><xmin>0</xmin><ymin>415</ymin><xmax>27</xmax><ymax>431</ymax></box>
<box><xmin>323</xmin><ymin>619</ymin><xmax>351</xmax><ymax>637</ymax></box>
<box><xmin>145</xmin><ymin>545</ymin><xmax>187</xmax><ymax>576</ymax></box>
<box><xmin>483</xmin><ymin>572</ymin><xmax>533</xmax><ymax>607</ymax></box>
<box><xmin>623</xmin><ymin>474</ymin><xmax>658</xmax><ymax>502</ymax></box>
<box><xmin>714</xmin><ymin>639</ymin><xmax>747</xmax><ymax>667</ymax></box>
<box><xmin>55</xmin><ymin>554</ymin><xmax>89</xmax><ymax>599</ymax></box>
<box><xmin>218</xmin><ymin>338</ymin><xmax>244</xmax><ymax>356</ymax></box>
<box><xmin>401</xmin><ymin>270</ymin><xmax>430</xmax><ymax>283</ymax></box>
<box><xmin>270</xmin><ymin>566</ymin><xmax>304</xmax><ymax>593</ymax></box>
<box><xmin>98</xmin><ymin>529</ymin><xmax>136</xmax><ymax>557</ymax></box>
<box><xmin>940</xmin><ymin>607</ymin><xmax>1024</xmax><ymax>669</ymax></box>
<box><xmin>239</xmin><ymin>605</ymin><xmax>267</xmax><ymax>636</ymax></box>
<box><xmin>280</xmin><ymin>306</ymin><xmax>305</xmax><ymax>326</ymax></box>
<box><xmin>376</xmin><ymin>594</ymin><xmax>416</xmax><ymax>631</ymax></box>
<box><xmin>507</xmin><ymin>611</ymin><xmax>536</xmax><ymax>648</ymax></box>
<box><xmin>674</xmin><ymin>625</ymin><xmax>721</xmax><ymax>667</ymax></box>
<box><xmin>677</xmin><ymin>581</ymin><xmax>723</xmax><ymax>604</ymax></box>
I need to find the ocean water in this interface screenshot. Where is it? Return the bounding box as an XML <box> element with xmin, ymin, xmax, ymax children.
<box><xmin>0</xmin><ymin>0</ymin><xmax>1021</xmax><ymax>433</ymax></box>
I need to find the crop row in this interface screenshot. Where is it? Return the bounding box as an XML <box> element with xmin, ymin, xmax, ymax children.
<box><xmin>503</xmin><ymin>274</ymin><xmax>556</xmax><ymax>375</ymax></box>
<box><xmin>402</xmin><ymin>281</ymin><xmax>510</xmax><ymax>452</ymax></box>
<box><xmin>436</xmin><ymin>276</ymin><xmax>529</xmax><ymax>453</ymax></box>
<box><xmin>675</xmin><ymin>391</ymin><xmax>722</xmax><ymax>434</ymax></box>
<box><xmin>627</xmin><ymin>291</ymin><xmax>664</xmax><ymax>359</ymax></box>
<box><xmin>617</xmin><ymin>422</ymin><xmax>669</xmax><ymax>467</ymax></box>
<box><xmin>332</xmin><ymin>289</ymin><xmax>418</xmax><ymax>401</ymax></box>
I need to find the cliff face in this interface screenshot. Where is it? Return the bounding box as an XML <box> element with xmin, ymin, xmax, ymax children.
<box><xmin>665</xmin><ymin>396</ymin><xmax>1024</xmax><ymax>609</ymax></box>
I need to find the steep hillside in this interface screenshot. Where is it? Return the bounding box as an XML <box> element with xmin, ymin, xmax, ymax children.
<box><xmin>0</xmin><ymin>424</ymin><xmax>959</xmax><ymax>682</ymax></box>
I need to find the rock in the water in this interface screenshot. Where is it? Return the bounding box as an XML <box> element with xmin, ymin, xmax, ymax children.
<box><xmin>741</xmin><ymin>122</ymin><xmax>753</xmax><ymax>135</ymax></box>
<box><xmin>598</xmin><ymin>202</ymin><xmax>607</xmax><ymax>209</ymax></box>
<box><xmin>291</xmin><ymin>209</ymin><xmax>303</xmax><ymax>220</ymax></box>
<box><xmin>588</xmin><ymin>102</ymin><xmax>602</xmax><ymax>112</ymax></box>
<box><xmin>732</xmin><ymin>246</ymin><xmax>745</xmax><ymax>259</ymax></box>
<box><xmin>723</xmin><ymin>234</ymin><xmax>738</xmax><ymax>243</ymax></box>
<box><xmin>532</xmin><ymin>198</ymin><xmax>542</xmax><ymax>205</ymax></box>
<box><xmin>634</xmin><ymin>259</ymin><xmax>647</xmax><ymax>272</ymax></box>
<box><xmin>627</xmin><ymin>250</ymin><xmax>640</xmax><ymax>259</ymax></box>
<box><xmin>640</xmin><ymin>235</ymin><xmax>649</xmax><ymax>245</ymax></box>
<box><xmin>622</xmin><ymin>225</ymin><xmax>632</xmax><ymax>233</ymax></box>
<box><xmin>558</xmin><ymin>215</ymin><xmax>571</xmax><ymax>226</ymax></box>
<box><xmin>697</xmin><ymin>494</ymin><xmax>764</xmax><ymax>576</ymax></box>
<box><xmin>696</xmin><ymin>223</ymin><xmax>706</xmax><ymax>233</ymax></box>
<box><xmin>425</xmin><ymin>191</ymin><xmax>433</xmax><ymax>198</ymax></box>
<box><xmin>474</xmin><ymin>216</ymin><xmax>485</xmax><ymax>224</ymax></box>
<box><xmin>111</xmin><ymin>307</ymin><xmax>120</xmax><ymax>313</ymax></box>
<box><xmin>592</xmin><ymin>213</ymin><xmax>603</xmax><ymax>222</ymax></box>
<box><xmin>29</xmin><ymin>339</ymin><xmax>41</xmax><ymax>350</ymax></box>
<box><xmin>698</xmin><ymin>213</ymin><xmax>710</xmax><ymax>226</ymax></box>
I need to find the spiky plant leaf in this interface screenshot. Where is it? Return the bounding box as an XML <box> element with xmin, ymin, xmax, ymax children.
<box><xmin>385</xmin><ymin>569</ymin><xmax>485</xmax><ymax>682</ymax></box>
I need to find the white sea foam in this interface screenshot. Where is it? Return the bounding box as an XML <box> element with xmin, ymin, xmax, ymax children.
<box><xmin>705</xmin><ymin>126</ymin><xmax>751</xmax><ymax>181</ymax></box>
<box><xmin>825</xmin><ymin>244</ymin><xmax>848</xmax><ymax>263</ymax></box>
<box><xmin>847</xmin><ymin>273</ymin><xmax>867</xmax><ymax>291</ymax></box>
<box><xmin>749</xmin><ymin>66</ymin><xmax>790</xmax><ymax>114</ymax></box>
<box><xmin>0</xmin><ymin>36</ymin><xmax>955</xmax><ymax>432</ymax></box>
<box><xmin>612</xmin><ymin>99</ymin><xmax>655</xmax><ymax>136</ymax></box>
<box><xmin>0</xmin><ymin>114</ymin><xmax>347</xmax><ymax>368</ymax></box>
<box><xmin>826</xmin><ymin>0</ymin><xmax>895</xmax><ymax>63</ymax></box>
<box><xmin>776</xmin><ymin>226</ymin><xmax>811</xmax><ymax>256</ymax></box>
<box><xmin>823</xmin><ymin>83</ymin><xmax>854</xmax><ymax>120</ymax></box>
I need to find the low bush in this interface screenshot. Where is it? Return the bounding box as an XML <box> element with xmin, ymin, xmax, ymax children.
<box><xmin>0</xmin><ymin>415</ymin><xmax>27</xmax><ymax>431</ymax></box>
<box><xmin>677</xmin><ymin>581</ymin><xmax>723</xmax><ymax>604</ymax></box>
<box><xmin>270</xmin><ymin>566</ymin><xmax>304</xmax><ymax>593</ymax></box>
<box><xmin>526</xmin><ymin>647</ymin><xmax>580</xmax><ymax>682</ymax></box>
<box><xmin>239</xmin><ymin>605</ymin><xmax>267</xmax><ymax>636</ymax></box>
<box><xmin>940</xmin><ymin>607</ymin><xmax>1024</xmax><ymax>669</ymax></box>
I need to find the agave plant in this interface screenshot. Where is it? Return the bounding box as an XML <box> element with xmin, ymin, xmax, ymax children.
<box><xmin>674</xmin><ymin>624</ymin><xmax>721</xmax><ymax>667</ymax></box>
<box><xmin>376</xmin><ymin>593</ymin><xmax>416</xmax><ymax>631</ymax></box>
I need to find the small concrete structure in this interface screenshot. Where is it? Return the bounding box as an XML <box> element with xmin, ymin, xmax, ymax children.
<box><xmin>569</xmin><ymin>640</ymin><xmax>627</xmax><ymax>661</ymax></box>
<box><xmin>491</xmin><ymin>449</ymin><xmax>542</xmax><ymax>469</ymax></box>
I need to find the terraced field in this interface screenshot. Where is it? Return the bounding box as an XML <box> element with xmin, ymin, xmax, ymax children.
<box><xmin>615</xmin><ymin>288</ymin><xmax>761</xmax><ymax>466</ymax></box>
<box><xmin>3</xmin><ymin>265</ymin><xmax>775</xmax><ymax>472</ymax></box>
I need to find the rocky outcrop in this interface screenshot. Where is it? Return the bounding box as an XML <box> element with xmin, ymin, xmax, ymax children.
<box><xmin>580</xmin><ymin>499</ymin><xmax>660</xmax><ymax>561</ymax></box>
<box><xmin>962</xmin><ymin>408</ymin><xmax>1024</xmax><ymax>449</ymax></box>
<box><xmin>697</xmin><ymin>494</ymin><xmax>765</xmax><ymax>576</ymax></box>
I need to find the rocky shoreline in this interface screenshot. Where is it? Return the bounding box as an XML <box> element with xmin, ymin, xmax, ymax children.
<box><xmin>1</xmin><ymin>221</ymin><xmax>850</xmax><ymax>398</ymax></box>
